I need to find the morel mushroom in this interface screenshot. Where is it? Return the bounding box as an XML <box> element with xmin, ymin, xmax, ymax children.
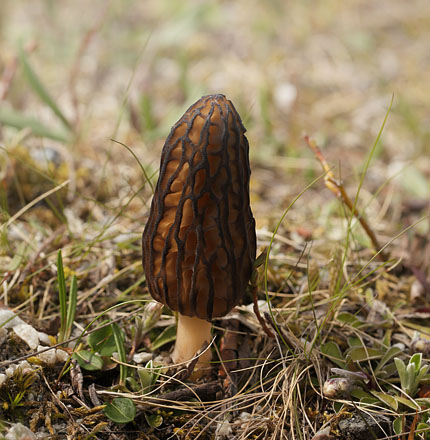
<box><xmin>142</xmin><ymin>94</ymin><xmax>256</xmax><ymax>368</ymax></box>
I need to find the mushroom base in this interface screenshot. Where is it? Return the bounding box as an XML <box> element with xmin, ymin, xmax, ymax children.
<box><xmin>171</xmin><ymin>314</ymin><xmax>212</xmax><ymax>371</ymax></box>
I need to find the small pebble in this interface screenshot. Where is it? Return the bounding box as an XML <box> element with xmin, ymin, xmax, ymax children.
<box><xmin>37</xmin><ymin>346</ymin><xmax>57</xmax><ymax>366</ymax></box>
<box><xmin>17</xmin><ymin>360</ymin><xmax>33</xmax><ymax>375</ymax></box>
<box><xmin>5</xmin><ymin>422</ymin><xmax>36</xmax><ymax>440</ymax></box>
<box><xmin>0</xmin><ymin>327</ymin><xmax>7</xmax><ymax>345</ymax></box>
<box><xmin>0</xmin><ymin>309</ymin><xmax>25</xmax><ymax>329</ymax></box>
<box><xmin>215</xmin><ymin>419</ymin><xmax>232</xmax><ymax>438</ymax></box>
<box><xmin>37</xmin><ymin>332</ymin><xmax>52</xmax><ymax>346</ymax></box>
<box><xmin>133</xmin><ymin>352</ymin><xmax>153</xmax><ymax>364</ymax></box>
<box><xmin>56</xmin><ymin>349</ymin><xmax>70</xmax><ymax>363</ymax></box>
<box><xmin>13</xmin><ymin>324</ymin><xmax>39</xmax><ymax>350</ymax></box>
<box><xmin>6</xmin><ymin>365</ymin><xmax>17</xmax><ymax>378</ymax></box>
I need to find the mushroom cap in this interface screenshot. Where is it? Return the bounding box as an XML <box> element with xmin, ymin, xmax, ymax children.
<box><xmin>142</xmin><ymin>94</ymin><xmax>256</xmax><ymax>320</ymax></box>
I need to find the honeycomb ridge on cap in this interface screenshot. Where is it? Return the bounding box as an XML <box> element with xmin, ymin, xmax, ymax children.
<box><xmin>142</xmin><ymin>94</ymin><xmax>256</xmax><ymax>320</ymax></box>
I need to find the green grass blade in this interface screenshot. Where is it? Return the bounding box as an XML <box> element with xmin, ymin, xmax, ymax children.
<box><xmin>112</xmin><ymin>323</ymin><xmax>127</xmax><ymax>387</ymax></box>
<box><xmin>336</xmin><ymin>94</ymin><xmax>394</xmax><ymax>293</ymax></box>
<box><xmin>57</xmin><ymin>250</ymin><xmax>67</xmax><ymax>342</ymax></box>
<box><xmin>111</xmin><ymin>139</ymin><xmax>155</xmax><ymax>192</ymax></box>
<box><xmin>18</xmin><ymin>45</ymin><xmax>72</xmax><ymax>131</ymax></box>
<box><xmin>65</xmin><ymin>275</ymin><xmax>78</xmax><ymax>341</ymax></box>
<box><xmin>0</xmin><ymin>106</ymin><xmax>70</xmax><ymax>142</ymax></box>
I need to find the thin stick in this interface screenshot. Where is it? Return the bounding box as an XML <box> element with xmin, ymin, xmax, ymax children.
<box><xmin>304</xmin><ymin>136</ymin><xmax>387</xmax><ymax>261</ymax></box>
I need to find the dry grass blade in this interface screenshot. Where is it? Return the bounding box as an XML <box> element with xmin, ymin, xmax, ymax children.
<box><xmin>2</xmin><ymin>179</ymin><xmax>70</xmax><ymax>230</ymax></box>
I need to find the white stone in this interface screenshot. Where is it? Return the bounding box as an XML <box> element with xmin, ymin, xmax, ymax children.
<box><xmin>6</xmin><ymin>365</ymin><xmax>16</xmax><ymax>378</ymax></box>
<box><xmin>5</xmin><ymin>422</ymin><xmax>36</xmax><ymax>440</ymax></box>
<box><xmin>0</xmin><ymin>327</ymin><xmax>7</xmax><ymax>345</ymax></box>
<box><xmin>56</xmin><ymin>349</ymin><xmax>69</xmax><ymax>363</ymax></box>
<box><xmin>132</xmin><ymin>352</ymin><xmax>153</xmax><ymax>364</ymax></box>
<box><xmin>37</xmin><ymin>332</ymin><xmax>52</xmax><ymax>346</ymax></box>
<box><xmin>18</xmin><ymin>360</ymin><xmax>33</xmax><ymax>375</ymax></box>
<box><xmin>0</xmin><ymin>309</ymin><xmax>25</xmax><ymax>329</ymax></box>
<box><xmin>215</xmin><ymin>419</ymin><xmax>232</xmax><ymax>438</ymax></box>
<box><xmin>37</xmin><ymin>346</ymin><xmax>57</xmax><ymax>365</ymax></box>
<box><xmin>13</xmin><ymin>324</ymin><xmax>39</xmax><ymax>350</ymax></box>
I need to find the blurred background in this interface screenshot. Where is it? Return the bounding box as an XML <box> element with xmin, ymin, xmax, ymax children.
<box><xmin>0</xmin><ymin>0</ymin><xmax>429</xmax><ymax>262</ymax></box>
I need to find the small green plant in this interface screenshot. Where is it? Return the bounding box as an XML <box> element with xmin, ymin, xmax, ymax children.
<box><xmin>0</xmin><ymin>370</ymin><xmax>38</xmax><ymax>413</ymax></box>
<box><xmin>103</xmin><ymin>397</ymin><xmax>136</xmax><ymax>424</ymax></box>
<box><xmin>72</xmin><ymin>322</ymin><xmax>125</xmax><ymax>372</ymax></box>
<box><xmin>57</xmin><ymin>249</ymin><xmax>78</xmax><ymax>343</ymax></box>
<box><xmin>395</xmin><ymin>353</ymin><xmax>429</xmax><ymax>398</ymax></box>
<box><xmin>137</xmin><ymin>359</ymin><xmax>162</xmax><ymax>395</ymax></box>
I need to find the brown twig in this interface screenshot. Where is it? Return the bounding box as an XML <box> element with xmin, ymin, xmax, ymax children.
<box><xmin>304</xmin><ymin>135</ymin><xmax>387</xmax><ymax>261</ymax></box>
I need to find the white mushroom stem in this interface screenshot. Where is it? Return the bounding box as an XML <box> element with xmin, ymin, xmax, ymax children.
<box><xmin>171</xmin><ymin>314</ymin><xmax>212</xmax><ymax>366</ymax></box>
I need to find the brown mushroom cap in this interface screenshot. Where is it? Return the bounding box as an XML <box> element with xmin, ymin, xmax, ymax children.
<box><xmin>142</xmin><ymin>94</ymin><xmax>256</xmax><ymax>320</ymax></box>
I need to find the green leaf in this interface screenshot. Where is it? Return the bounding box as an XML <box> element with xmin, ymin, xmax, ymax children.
<box><xmin>145</xmin><ymin>413</ymin><xmax>163</xmax><ymax>428</ymax></box>
<box><xmin>151</xmin><ymin>326</ymin><xmax>177</xmax><ymax>351</ymax></box>
<box><xmin>347</xmin><ymin>337</ymin><xmax>362</xmax><ymax>348</ymax></box>
<box><xmin>394</xmin><ymin>358</ymin><xmax>407</xmax><ymax>389</ymax></box>
<box><xmin>337</xmin><ymin>312</ymin><xmax>364</xmax><ymax>328</ymax></box>
<box><xmin>111</xmin><ymin>324</ymin><xmax>126</xmax><ymax>361</ymax></box>
<box><xmin>410</xmin><ymin>353</ymin><xmax>422</xmax><ymax>372</ymax></box>
<box><xmin>73</xmin><ymin>350</ymin><xmax>104</xmax><ymax>371</ymax></box>
<box><xmin>382</xmin><ymin>362</ymin><xmax>399</xmax><ymax>378</ymax></box>
<box><xmin>393</xmin><ymin>395</ymin><xmax>420</xmax><ymax>410</ymax></box>
<box><xmin>126</xmin><ymin>376</ymin><xmax>141</xmax><ymax>392</ymax></box>
<box><xmin>19</xmin><ymin>45</ymin><xmax>72</xmax><ymax>130</ymax></box>
<box><xmin>370</xmin><ymin>391</ymin><xmax>398</xmax><ymax>410</ymax></box>
<box><xmin>138</xmin><ymin>368</ymin><xmax>154</xmax><ymax>394</ymax></box>
<box><xmin>415</xmin><ymin>398</ymin><xmax>430</xmax><ymax>408</ymax></box>
<box><xmin>320</xmin><ymin>342</ymin><xmax>346</xmax><ymax>368</ymax></box>
<box><xmin>416</xmin><ymin>365</ymin><xmax>429</xmax><ymax>383</ymax></box>
<box><xmin>0</xmin><ymin>106</ymin><xmax>70</xmax><ymax>142</ymax></box>
<box><xmin>88</xmin><ymin>325</ymin><xmax>117</xmax><ymax>356</ymax></box>
<box><xmin>416</xmin><ymin>423</ymin><xmax>430</xmax><ymax>436</ymax></box>
<box><xmin>359</xmin><ymin>396</ymin><xmax>379</xmax><ymax>405</ymax></box>
<box><xmin>393</xmin><ymin>416</ymin><xmax>403</xmax><ymax>435</ymax></box>
<box><xmin>348</xmin><ymin>347</ymin><xmax>383</xmax><ymax>362</ymax></box>
<box><xmin>104</xmin><ymin>398</ymin><xmax>136</xmax><ymax>424</ymax></box>
<box><xmin>112</xmin><ymin>323</ymin><xmax>128</xmax><ymax>386</ymax></box>
<box><xmin>145</xmin><ymin>359</ymin><xmax>161</xmax><ymax>383</ymax></box>
<box><xmin>406</xmin><ymin>363</ymin><xmax>416</xmax><ymax>393</ymax></box>
<box><xmin>382</xmin><ymin>329</ymin><xmax>392</xmax><ymax>348</ymax></box>
<box><xmin>349</xmin><ymin>389</ymin><xmax>373</xmax><ymax>400</ymax></box>
<box><xmin>375</xmin><ymin>346</ymin><xmax>402</xmax><ymax>373</ymax></box>
<box><xmin>333</xmin><ymin>401</ymin><xmax>344</xmax><ymax>413</ymax></box>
